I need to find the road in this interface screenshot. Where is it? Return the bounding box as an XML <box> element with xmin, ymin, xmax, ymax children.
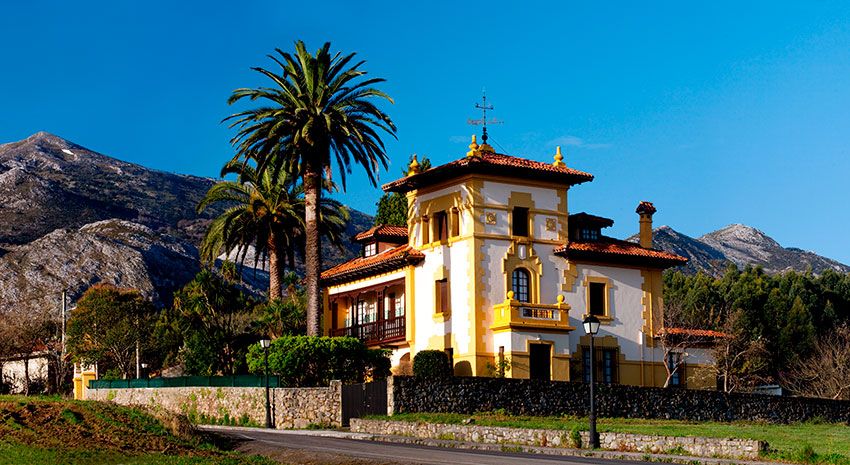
<box><xmin>204</xmin><ymin>426</ymin><xmax>654</xmax><ymax>465</ymax></box>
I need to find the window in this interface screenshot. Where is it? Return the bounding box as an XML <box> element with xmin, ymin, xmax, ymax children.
<box><xmin>667</xmin><ymin>352</ymin><xmax>685</xmax><ymax>387</ymax></box>
<box><xmin>386</xmin><ymin>292</ymin><xmax>404</xmax><ymax>319</ymax></box>
<box><xmin>435</xmin><ymin>279</ymin><xmax>450</xmax><ymax>314</ymax></box>
<box><xmin>511</xmin><ymin>268</ymin><xmax>531</xmax><ymax>303</ymax></box>
<box><xmin>582</xmin><ymin>347</ymin><xmax>618</xmax><ymax>384</ymax></box>
<box><xmin>580</xmin><ymin>228</ymin><xmax>599</xmax><ymax>241</ymax></box>
<box><xmin>434</xmin><ymin>211</ymin><xmax>448</xmax><ymax>241</ymax></box>
<box><xmin>364</xmin><ymin>242</ymin><xmax>377</xmax><ymax>257</ymax></box>
<box><xmin>394</xmin><ymin>293</ymin><xmax>405</xmax><ymax>318</ymax></box>
<box><xmin>512</xmin><ymin>207</ymin><xmax>529</xmax><ymax>237</ymax></box>
<box><xmin>450</xmin><ymin>208</ymin><xmax>460</xmax><ymax>237</ymax></box>
<box><xmin>355</xmin><ymin>300</ymin><xmax>367</xmax><ymax>325</ymax></box>
<box><xmin>601</xmin><ymin>348</ymin><xmax>617</xmax><ymax>384</ymax></box>
<box><xmin>588</xmin><ymin>282</ymin><xmax>607</xmax><ymax>316</ymax></box>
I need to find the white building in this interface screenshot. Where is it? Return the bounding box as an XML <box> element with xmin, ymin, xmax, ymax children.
<box><xmin>322</xmin><ymin>136</ymin><xmax>717</xmax><ymax>388</ymax></box>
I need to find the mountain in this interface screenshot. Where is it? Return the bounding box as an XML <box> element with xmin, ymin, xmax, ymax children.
<box><xmin>698</xmin><ymin>224</ymin><xmax>850</xmax><ymax>275</ymax></box>
<box><xmin>0</xmin><ymin>131</ymin><xmax>217</xmax><ymax>245</ymax></box>
<box><xmin>629</xmin><ymin>224</ymin><xmax>850</xmax><ymax>276</ymax></box>
<box><xmin>0</xmin><ymin>132</ymin><xmax>371</xmax><ymax>313</ymax></box>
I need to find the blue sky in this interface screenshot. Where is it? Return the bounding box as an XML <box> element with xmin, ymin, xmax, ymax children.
<box><xmin>1</xmin><ymin>1</ymin><xmax>849</xmax><ymax>264</ymax></box>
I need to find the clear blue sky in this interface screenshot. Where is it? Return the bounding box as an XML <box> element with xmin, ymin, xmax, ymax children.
<box><xmin>2</xmin><ymin>1</ymin><xmax>849</xmax><ymax>264</ymax></box>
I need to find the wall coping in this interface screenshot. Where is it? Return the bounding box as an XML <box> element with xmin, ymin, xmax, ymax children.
<box><xmin>350</xmin><ymin>418</ymin><xmax>766</xmax><ymax>460</ymax></box>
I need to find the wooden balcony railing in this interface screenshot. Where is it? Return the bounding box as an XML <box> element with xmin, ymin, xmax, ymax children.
<box><xmin>490</xmin><ymin>293</ymin><xmax>575</xmax><ymax>332</ymax></box>
<box><xmin>331</xmin><ymin>316</ymin><xmax>406</xmax><ymax>345</ymax></box>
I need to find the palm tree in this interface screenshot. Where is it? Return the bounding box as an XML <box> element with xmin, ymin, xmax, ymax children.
<box><xmin>197</xmin><ymin>160</ymin><xmax>348</xmax><ymax>300</ymax></box>
<box><xmin>225</xmin><ymin>41</ymin><xmax>396</xmax><ymax>335</ymax></box>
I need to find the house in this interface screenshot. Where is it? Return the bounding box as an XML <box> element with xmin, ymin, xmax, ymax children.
<box><xmin>322</xmin><ymin>135</ymin><xmax>716</xmax><ymax>388</ymax></box>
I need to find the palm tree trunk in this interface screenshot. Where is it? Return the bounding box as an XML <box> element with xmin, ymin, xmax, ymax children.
<box><xmin>268</xmin><ymin>233</ymin><xmax>283</xmax><ymax>300</ymax></box>
<box><xmin>303</xmin><ymin>166</ymin><xmax>322</xmax><ymax>337</ymax></box>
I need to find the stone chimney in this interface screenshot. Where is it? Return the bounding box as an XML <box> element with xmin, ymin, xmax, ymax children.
<box><xmin>636</xmin><ymin>201</ymin><xmax>657</xmax><ymax>248</ymax></box>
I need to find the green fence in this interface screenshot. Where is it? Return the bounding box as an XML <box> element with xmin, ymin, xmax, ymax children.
<box><xmin>88</xmin><ymin>375</ymin><xmax>281</xmax><ymax>389</ymax></box>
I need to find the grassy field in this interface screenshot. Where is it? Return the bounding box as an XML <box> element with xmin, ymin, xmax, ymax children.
<box><xmin>375</xmin><ymin>412</ymin><xmax>850</xmax><ymax>465</ymax></box>
<box><xmin>0</xmin><ymin>395</ymin><xmax>276</xmax><ymax>465</ymax></box>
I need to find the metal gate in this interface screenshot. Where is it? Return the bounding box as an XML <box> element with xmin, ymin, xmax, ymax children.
<box><xmin>341</xmin><ymin>380</ymin><xmax>387</xmax><ymax>426</ymax></box>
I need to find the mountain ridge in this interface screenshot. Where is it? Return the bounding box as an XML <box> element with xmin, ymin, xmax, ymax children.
<box><xmin>629</xmin><ymin>224</ymin><xmax>850</xmax><ymax>276</ymax></box>
<box><xmin>0</xmin><ymin>132</ymin><xmax>370</xmax><ymax>313</ymax></box>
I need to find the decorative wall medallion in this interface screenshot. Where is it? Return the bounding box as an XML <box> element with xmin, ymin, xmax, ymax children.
<box><xmin>545</xmin><ymin>218</ymin><xmax>557</xmax><ymax>231</ymax></box>
<box><xmin>518</xmin><ymin>244</ymin><xmax>527</xmax><ymax>259</ymax></box>
<box><xmin>485</xmin><ymin>212</ymin><xmax>497</xmax><ymax>225</ymax></box>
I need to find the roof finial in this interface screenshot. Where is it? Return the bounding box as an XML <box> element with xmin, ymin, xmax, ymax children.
<box><xmin>467</xmin><ymin>90</ymin><xmax>502</xmax><ymax>153</ymax></box>
<box><xmin>467</xmin><ymin>135</ymin><xmax>479</xmax><ymax>157</ymax></box>
<box><xmin>407</xmin><ymin>154</ymin><xmax>421</xmax><ymax>176</ymax></box>
<box><xmin>553</xmin><ymin>146</ymin><xmax>565</xmax><ymax>167</ymax></box>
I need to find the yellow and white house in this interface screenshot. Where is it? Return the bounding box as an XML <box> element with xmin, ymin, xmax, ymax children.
<box><xmin>322</xmin><ymin>136</ymin><xmax>717</xmax><ymax>388</ymax></box>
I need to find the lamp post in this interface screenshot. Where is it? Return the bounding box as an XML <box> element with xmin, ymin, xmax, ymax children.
<box><xmin>260</xmin><ymin>338</ymin><xmax>272</xmax><ymax>429</ymax></box>
<box><xmin>583</xmin><ymin>314</ymin><xmax>601</xmax><ymax>449</ymax></box>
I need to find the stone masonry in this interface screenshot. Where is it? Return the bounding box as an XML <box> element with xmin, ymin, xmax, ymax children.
<box><xmin>391</xmin><ymin>376</ymin><xmax>850</xmax><ymax>424</ymax></box>
<box><xmin>350</xmin><ymin>418</ymin><xmax>766</xmax><ymax>459</ymax></box>
<box><xmin>88</xmin><ymin>381</ymin><xmax>342</xmax><ymax>429</ymax></box>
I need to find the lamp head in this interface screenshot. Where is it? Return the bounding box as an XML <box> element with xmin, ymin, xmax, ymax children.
<box><xmin>259</xmin><ymin>339</ymin><xmax>271</xmax><ymax>349</ymax></box>
<box><xmin>583</xmin><ymin>315</ymin><xmax>601</xmax><ymax>335</ymax></box>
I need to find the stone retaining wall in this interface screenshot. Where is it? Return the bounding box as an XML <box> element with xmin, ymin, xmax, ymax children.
<box><xmin>88</xmin><ymin>381</ymin><xmax>342</xmax><ymax>429</ymax></box>
<box><xmin>391</xmin><ymin>376</ymin><xmax>850</xmax><ymax>424</ymax></box>
<box><xmin>350</xmin><ymin>418</ymin><xmax>766</xmax><ymax>459</ymax></box>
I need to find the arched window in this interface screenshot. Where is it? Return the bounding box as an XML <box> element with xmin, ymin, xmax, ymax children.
<box><xmin>512</xmin><ymin>268</ymin><xmax>531</xmax><ymax>303</ymax></box>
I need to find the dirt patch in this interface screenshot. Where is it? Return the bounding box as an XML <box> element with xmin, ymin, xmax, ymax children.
<box><xmin>0</xmin><ymin>398</ymin><xmax>212</xmax><ymax>456</ymax></box>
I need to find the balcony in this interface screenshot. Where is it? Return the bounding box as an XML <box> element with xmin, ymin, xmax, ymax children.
<box><xmin>490</xmin><ymin>294</ymin><xmax>574</xmax><ymax>332</ymax></box>
<box><xmin>331</xmin><ymin>316</ymin><xmax>406</xmax><ymax>345</ymax></box>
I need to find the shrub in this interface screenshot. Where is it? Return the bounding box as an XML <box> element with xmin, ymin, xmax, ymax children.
<box><xmin>246</xmin><ymin>336</ymin><xmax>390</xmax><ymax>387</ymax></box>
<box><xmin>412</xmin><ymin>350</ymin><xmax>452</xmax><ymax>378</ymax></box>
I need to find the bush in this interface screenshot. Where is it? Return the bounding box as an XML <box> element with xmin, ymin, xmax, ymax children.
<box><xmin>413</xmin><ymin>350</ymin><xmax>452</xmax><ymax>378</ymax></box>
<box><xmin>246</xmin><ymin>336</ymin><xmax>390</xmax><ymax>387</ymax></box>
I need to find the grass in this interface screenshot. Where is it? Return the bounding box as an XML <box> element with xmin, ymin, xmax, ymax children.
<box><xmin>0</xmin><ymin>442</ymin><xmax>274</xmax><ymax>465</ymax></box>
<box><xmin>0</xmin><ymin>395</ymin><xmax>278</xmax><ymax>465</ymax></box>
<box><xmin>371</xmin><ymin>412</ymin><xmax>850</xmax><ymax>464</ymax></box>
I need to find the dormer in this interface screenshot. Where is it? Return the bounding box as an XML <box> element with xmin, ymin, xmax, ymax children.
<box><xmin>354</xmin><ymin>225</ymin><xmax>409</xmax><ymax>257</ymax></box>
<box><xmin>569</xmin><ymin>212</ymin><xmax>614</xmax><ymax>242</ymax></box>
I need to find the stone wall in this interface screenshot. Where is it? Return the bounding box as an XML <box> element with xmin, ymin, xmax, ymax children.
<box><xmin>351</xmin><ymin>418</ymin><xmax>765</xmax><ymax>459</ymax></box>
<box><xmin>88</xmin><ymin>381</ymin><xmax>342</xmax><ymax>429</ymax></box>
<box><xmin>391</xmin><ymin>376</ymin><xmax>850</xmax><ymax>424</ymax></box>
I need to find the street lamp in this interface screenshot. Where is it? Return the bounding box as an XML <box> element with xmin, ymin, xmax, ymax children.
<box><xmin>582</xmin><ymin>314</ymin><xmax>601</xmax><ymax>449</ymax></box>
<box><xmin>259</xmin><ymin>338</ymin><xmax>272</xmax><ymax>429</ymax></box>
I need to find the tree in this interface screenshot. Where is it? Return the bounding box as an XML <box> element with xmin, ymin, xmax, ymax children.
<box><xmin>198</xmin><ymin>160</ymin><xmax>302</xmax><ymax>300</ymax></box>
<box><xmin>226</xmin><ymin>41</ymin><xmax>396</xmax><ymax>336</ymax></box>
<box><xmin>253</xmin><ymin>272</ymin><xmax>307</xmax><ymax>338</ymax></box>
<box><xmin>657</xmin><ymin>300</ymin><xmax>703</xmax><ymax>388</ymax></box>
<box><xmin>66</xmin><ymin>285</ymin><xmax>157</xmax><ymax>380</ymax></box>
<box><xmin>782</xmin><ymin>324</ymin><xmax>850</xmax><ymax>400</ymax></box>
<box><xmin>373</xmin><ymin>155</ymin><xmax>431</xmax><ymax>227</ymax></box>
<box><xmin>0</xmin><ymin>306</ymin><xmax>56</xmax><ymax>394</ymax></box>
<box><xmin>158</xmin><ymin>270</ymin><xmax>257</xmax><ymax>375</ymax></box>
<box><xmin>198</xmin><ymin>160</ymin><xmax>348</xmax><ymax>300</ymax></box>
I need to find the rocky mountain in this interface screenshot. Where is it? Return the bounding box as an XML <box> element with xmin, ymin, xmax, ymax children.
<box><xmin>0</xmin><ymin>132</ymin><xmax>216</xmax><ymax>245</ymax></box>
<box><xmin>0</xmin><ymin>132</ymin><xmax>371</xmax><ymax>313</ymax></box>
<box><xmin>630</xmin><ymin>224</ymin><xmax>850</xmax><ymax>276</ymax></box>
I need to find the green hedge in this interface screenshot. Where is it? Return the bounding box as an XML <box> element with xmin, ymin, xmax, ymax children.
<box><xmin>413</xmin><ymin>350</ymin><xmax>452</xmax><ymax>378</ymax></box>
<box><xmin>246</xmin><ymin>336</ymin><xmax>390</xmax><ymax>387</ymax></box>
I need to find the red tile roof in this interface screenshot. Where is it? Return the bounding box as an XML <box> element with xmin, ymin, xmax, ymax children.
<box><xmin>383</xmin><ymin>152</ymin><xmax>593</xmax><ymax>193</ymax></box>
<box><xmin>321</xmin><ymin>244</ymin><xmax>424</xmax><ymax>285</ymax></box>
<box><xmin>555</xmin><ymin>236</ymin><xmax>688</xmax><ymax>269</ymax></box>
<box><xmin>662</xmin><ymin>327</ymin><xmax>728</xmax><ymax>338</ymax></box>
<box><xmin>353</xmin><ymin>225</ymin><xmax>409</xmax><ymax>242</ymax></box>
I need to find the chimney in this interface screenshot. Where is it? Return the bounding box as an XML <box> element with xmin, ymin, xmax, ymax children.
<box><xmin>636</xmin><ymin>201</ymin><xmax>657</xmax><ymax>248</ymax></box>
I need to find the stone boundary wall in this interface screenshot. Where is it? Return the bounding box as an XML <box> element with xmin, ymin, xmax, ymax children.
<box><xmin>350</xmin><ymin>418</ymin><xmax>765</xmax><ymax>459</ymax></box>
<box><xmin>390</xmin><ymin>376</ymin><xmax>850</xmax><ymax>424</ymax></box>
<box><xmin>88</xmin><ymin>381</ymin><xmax>342</xmax><ymax>429</ymax></box>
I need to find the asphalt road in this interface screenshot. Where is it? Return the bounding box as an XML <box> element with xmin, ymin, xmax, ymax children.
<box><xmin>206</xmin><ymin>426</ymin><xmax>654</xmax><ymax>465</ymax></box>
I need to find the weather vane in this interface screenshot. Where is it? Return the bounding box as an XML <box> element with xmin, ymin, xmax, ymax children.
<box><xmin>467</xmin><ymin>90</ymin><xmax>503</xmax><ymax>144</ymax></box>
